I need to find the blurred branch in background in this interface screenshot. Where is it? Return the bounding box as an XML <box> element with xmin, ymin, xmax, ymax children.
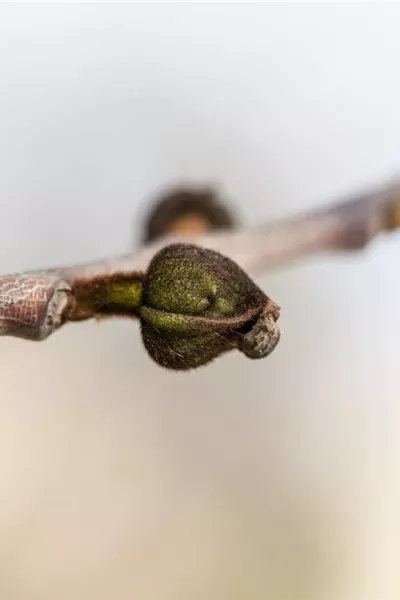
<box><xmin>0</xmin><ymin>176</ymin><xmax>399</xmax><ymax>351</ymax></box>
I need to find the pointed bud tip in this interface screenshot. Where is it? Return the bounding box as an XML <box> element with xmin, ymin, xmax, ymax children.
<box><xmin>239</xmin><ymin>300</ymin><xmax>281</xmax><ymax>360</ymax></box>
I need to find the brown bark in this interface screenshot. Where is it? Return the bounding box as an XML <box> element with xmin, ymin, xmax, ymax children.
<box><xmin>0</xmin><ymin>178</ymin><xmax>399</xmax><ymax>341</ymax></box>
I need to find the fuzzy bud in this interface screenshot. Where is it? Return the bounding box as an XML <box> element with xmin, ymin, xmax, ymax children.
<box><xmin>139</xmin><ymin>243</ymin><xmax>280</xmax><ymax>370</ymax></box>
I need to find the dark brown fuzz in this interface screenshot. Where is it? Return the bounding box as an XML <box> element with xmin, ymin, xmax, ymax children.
<box><xmin>141</xmin><ymin>186</ymin><xmax>237</xmax><ymax>244</ymax></box>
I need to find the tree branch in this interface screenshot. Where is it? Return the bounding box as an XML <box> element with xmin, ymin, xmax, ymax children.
<box><xmin>1</xmin><ymin>178</ymin><xmax>399</xmax><ymax>342</ymax></box>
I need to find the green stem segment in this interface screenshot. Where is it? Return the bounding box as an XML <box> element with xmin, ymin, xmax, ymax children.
<box><xmin>69</xmin><ymin>272</ymin><xmax>144</xmax><ymax>321</ymax></box>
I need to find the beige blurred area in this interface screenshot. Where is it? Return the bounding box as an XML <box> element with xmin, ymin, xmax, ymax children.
<box><xmin>0</xmin><ymin>4</ymin><xmax>400</xmax><ymax>600</ymax></box>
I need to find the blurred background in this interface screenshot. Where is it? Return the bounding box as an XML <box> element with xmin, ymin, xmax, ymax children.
<box><xmin>0</xmin><ymin>3</ymin><xmax>399</xmax><ymax>600</ymax></box>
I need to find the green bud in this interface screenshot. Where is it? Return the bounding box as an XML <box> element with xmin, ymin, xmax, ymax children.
<box><xmin>139</xmin><ymin>243</ymin><xmax>281</xmax><ymax>370</ymax></box>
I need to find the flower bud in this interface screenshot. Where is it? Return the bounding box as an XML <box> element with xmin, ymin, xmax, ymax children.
<box><xmin>142</xmin><ymin>187</ymin><xmax>237</xmax><ymax>243</ymax></box>
<box><xmin>139</xmin><ymin>243</ymin><xmax>280</xmax><ymax>370</ymax></box>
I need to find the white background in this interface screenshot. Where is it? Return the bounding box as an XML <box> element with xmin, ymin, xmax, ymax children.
<box><xmin>0</xmin><ymin>4</ymin><xmax>399</xmax><ymax>600</ymax></box>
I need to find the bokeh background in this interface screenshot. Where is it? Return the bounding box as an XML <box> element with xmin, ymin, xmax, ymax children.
<box><xmin>0</xmin><ymin>3</ymin><xmax>399</xmax><ymax>600</ymax></box>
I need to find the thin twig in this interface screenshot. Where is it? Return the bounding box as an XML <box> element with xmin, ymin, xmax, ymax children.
<box><xmin>0</xmin><ymin>178</ymin><xmax>399</xmax><ymax>341</ymax></box>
